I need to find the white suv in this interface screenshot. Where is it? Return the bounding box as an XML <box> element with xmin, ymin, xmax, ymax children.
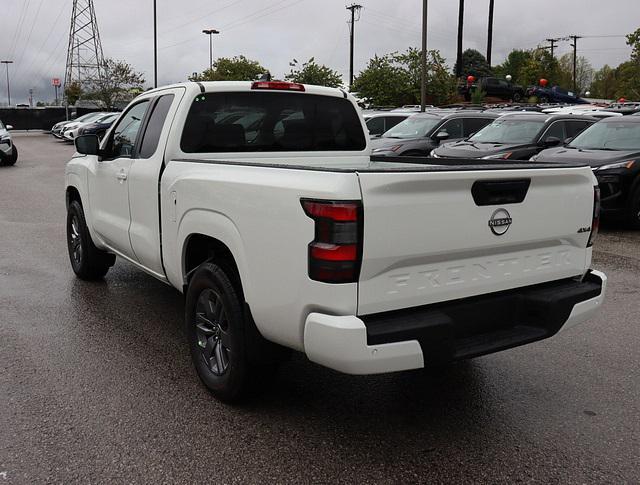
<box><xmin>0</xmin><ymin>120</ymin><xmax>17</xmax><ymax>166</ymax></box>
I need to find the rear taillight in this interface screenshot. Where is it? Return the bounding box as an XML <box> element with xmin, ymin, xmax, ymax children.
<box><xmin>301</xmin><ymin>199</ymin><xmax>363</xmax><ymax>283</ymax></box>
<box><xmin>588</xmin><ymin>186</ymin><xmax>600</xmax><ymax>247</ymax></box>
<box><xmin>251</xmin><ymin>81</ymin><xmax>305</xmax><ymax>92</ymax></box>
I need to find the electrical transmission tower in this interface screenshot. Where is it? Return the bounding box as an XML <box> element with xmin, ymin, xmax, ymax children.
<box><xmin>64</xmin><ymin>0</ymin><xmax>105</xmax><ymax>94</ymax></box>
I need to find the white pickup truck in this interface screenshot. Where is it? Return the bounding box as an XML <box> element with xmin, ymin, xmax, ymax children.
<box><xmin>66</xmin><ymin>81</ymin><xmax>607</xmax><ymax>402</ymax></box>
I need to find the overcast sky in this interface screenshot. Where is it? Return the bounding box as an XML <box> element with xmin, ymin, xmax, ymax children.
<box><xmin>1</xmin><ymin>0</ymin><xmax>637</xmax><ymax>105</ymax></box>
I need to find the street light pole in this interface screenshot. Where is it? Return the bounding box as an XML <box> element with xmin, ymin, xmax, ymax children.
<box><xmin>1</xmin><ymin>60</ymin><xmax>13</xmax><ymax>106</ymax></box>
<box><xmin>420</xmin><ymin>0</ymin><xmax>428</xmax><ymax>112</ymax></box>
<box><xmin>153</xmin><ymin>0</ymin><xmax>158</xmax><ymax>88</ymax></box>
<box><xmin>202</xmin><ymin>29</ymin><xmax>220</xmax><ymax>71</ymax></box>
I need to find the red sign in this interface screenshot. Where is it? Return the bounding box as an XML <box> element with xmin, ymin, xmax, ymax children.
<box><xmin>52</xmin><ymin>78</ymin><xmax>61</xmax><ymax>87</ymax></box>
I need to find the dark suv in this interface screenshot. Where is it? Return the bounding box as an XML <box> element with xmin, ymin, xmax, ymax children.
<box><xmin>370</xmin><ymin>111</ymin><xmax>498</xmax><ymax>157</ymax></box>
<box><xmin>461</xmin><ymin>77</ymin><xmax>526</xmax><ymax>102</ymax></box>
<box><xmin>431</xmin><ymin>113</ymin><xmax>596</xmax><ymax>160</ymax></box>
<box><xmin>533</xmin><ymin>116</ymin><xmax>640</xmax><ymax>228</ymax></box>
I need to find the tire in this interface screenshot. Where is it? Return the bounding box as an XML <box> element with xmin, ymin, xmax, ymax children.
<box><xmin>512</xmin><ymin>92</ymin><xmax>523</xmax><ymax>103</ymax></box>
<box><xmin>6</xmin><ymin>145</ymin><xmax>18</xmax><ymax>166</ymax></box>
<box><xmin>627</xmin><ymin>189</ymin><xmax>640</xmax><ymax>230</ymax></box>
<box><xmin>185</xmin><ymin>262</ymin><xmax>274</xmax><ymax>403</ymax></box>
<box><xmin>66</xmin><ymin>200</ymin><xmax>115</xmax><ymax>279</ymax></box>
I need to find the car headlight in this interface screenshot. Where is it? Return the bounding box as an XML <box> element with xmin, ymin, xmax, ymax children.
<box><xmin>0</xmin><ymin>134</ymin><xmax>10</xmax><ymax>144</ymax></box>
<box><xmin>529</xmin><ymin>154</ymin><xmax>539</xmax><ymax>161</ymax></box>
<box><xmin>430</xmin><ymin>150</ymin><xmax>440</xmax><ymax>158</ymax></box>
<box><xmin>595</xmin><ymin>160</ymin><xmax>635</xmax><ymax>171</ymax></box>
<box><xmin>373</xmin><ymin>145</ymin><xmax>402</xmax><ymax>153</ymax></box>
<box><xmin>482</xmin><ymin>152</ymin><xmax>513</xmax><ymax>160</ymax></box>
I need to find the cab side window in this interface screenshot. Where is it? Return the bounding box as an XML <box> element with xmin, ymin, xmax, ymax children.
<box><xmin>566</xmin><ymin>120</ymin><xmax>592</xmax><ymax>139</ymax></box>
<box><xmin>139</xmin><ymin>95</ymin><xmax>175</xmax><ymax>158</ymax></box>
<box><xmin>108</xmin><ymin>101</ymin><xmax>150</xmax><ymax>159</ymax></box>
<box><xmin>366</xmin><ymin>117</ymin><xmax>385</xmax><ymax>136</ymax></box>
<box><xmin>464</xmin><ymin>118</ymin><xmax>492</xmax><ymax>137</ymax></box>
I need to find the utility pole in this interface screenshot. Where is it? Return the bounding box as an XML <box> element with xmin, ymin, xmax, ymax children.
<box><xmin>420</xmin><ymin>0</ymin><xmax>428</xmax><ymax>112</ymax></box>
<box><xmin>486</xmin><ymin>0</ymin><xmax>494</xmax><ymax>66</ymax></box>
<box><xmin>545</xmin><ymin>38</ymin><xmax>559</xmax><ymax>57</ymax></box>
<box><xmin>346</xmin><ymin>4</ymin><xmax>362</xmax><ymax>89</ymax></box>
<box><xmin>153</xmin><ymin>0</ymin><xmax>158</xmax><ymax>88</ymax></box>
<box><xmin>570</xmin><ymin>35</ymin><xmax>581</xmax><ymax>93</ymax></box>
<box><xmin>29</xmin><ymin>89</ymin><xmax>34</xmax><ymax>108</ymax></box>
<box><xmin>1</xmin><ymin>60</ymin><xmax>12</xmax><ymax>106</ymax></box>
<box><xmin>455</xmin><ymin>0</ymin><xmax>465</xmax><ymax>77</ymax></box>
<box><xmin>202</xmin><ymin>29</ymin><xmax>220</xmax><ymax>71</ymax></box>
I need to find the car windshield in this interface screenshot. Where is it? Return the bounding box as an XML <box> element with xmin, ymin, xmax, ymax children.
<box><xmin>382</xmin><ymin>116</ymin><xmax>441</xmax><ymax>139</ymax></box>
<box><xmin>568</xmin><ymin>121</ymin><xmax>640</xmax><ymax>150</ymax></box>
<box><xmin>469</xmin><ymin>119</ymin><xmax>545</xmax><ymax>144</ymax></box>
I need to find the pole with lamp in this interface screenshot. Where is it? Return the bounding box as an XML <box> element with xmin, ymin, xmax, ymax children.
<box><xmin>1</xmin><ymin>60</ymin><xmax>13</xmax><ymax>107</ymax></box>
<box><xmin>202</xmin><ymin>29</ymin><xmax>220</xmax><ymax>72</ymax></box>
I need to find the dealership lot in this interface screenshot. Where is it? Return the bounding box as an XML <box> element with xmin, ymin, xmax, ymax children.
<box><xmin>1</xmin><ymin>133</ymin><xmax>639</xmax><ymax>483</ymax></box>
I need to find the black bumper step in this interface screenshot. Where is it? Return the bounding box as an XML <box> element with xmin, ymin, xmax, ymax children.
<box><xmin>362</xmin><ymin>272</ymin><xmax>603</xmax><ymax>363</ymax></box>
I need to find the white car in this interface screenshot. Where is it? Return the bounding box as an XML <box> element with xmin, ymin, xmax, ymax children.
<box><xmin>60</xmin><ymin>112</ymin><xmax>109</xmax><ymax>141</ymax></box>
<box><xmin>65</xmin><ymin>81</ymin><xmax>606</xmax><ymax>403</ymax></box>
<box><xmin>0</xmin><ymin>119</ymin><xmax>17</xmax><ymax>166</ymax></box>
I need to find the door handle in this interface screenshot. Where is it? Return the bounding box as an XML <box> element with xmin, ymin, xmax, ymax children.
<box><xmin>116</xmin><ymin>170</ymin><xmax>128</xmax><ymax>181</ymax></box>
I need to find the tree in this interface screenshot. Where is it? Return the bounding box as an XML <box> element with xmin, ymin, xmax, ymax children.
<box><xmin>518</xmin><ymin>49</ymin><xmax>561</xmax><ymax>87</ymax></box>
<box><xmin>626</xmin><ymin>27</ymin><xmax>640</xmax><ymax>62</ymax></box>
<box><xmin>352</xmin><ymin>48</ymin><xmax>457</xmax><ymax>107</ymax></box>
<box><xmin>454</xmin><ymin>49</ymin><xmax>493</xmax><ymax>78</ymax></box>
<box><xmin>64</xmin><ymin>81</ymin><xmax>83</xmax><ymax>105</ymax></box>
<box><xmin>86</xmin><ymin>58</ymin><xmax>145</xmax><ymax>109</ymax></box>
<box><xmin>558</xmin><ymin>53</ymin><xmax>594</xmax><ymax>94</ymax></box>
<box><xmin>590</xmin><ymin>65</ymin><xmax>618</xmax><ymax>99</ymax></box>
<box><xmin>190</xmin><ymin>55</ymin><xmax>267</xmax><ymax>82</ymax></box>
<box><xmin>493</xmin><ymin>49</ymin><xmax>533</xmax><ymax>84</ymax></box>
<box><xmin>285</xmin><ymin>58</ymin><xmax>343</xmax><ymax>87</ymax></box>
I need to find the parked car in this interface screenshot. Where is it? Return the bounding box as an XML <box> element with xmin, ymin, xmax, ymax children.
<box><xmin>532</xmin><ymin>116</ymin><xmax>640</xmax><ymax>228</ymax></box>
<box><xmin>59</xmin><ymin>112</ymin><xmax>109</xmax><ymax>141</ymax></box>
<box><xmin>52</xmin><ymin>112</ymin><xmax>106</xmax><ymax>139</ymax></box>
<box><xmin>363</xmin><ymin>111</ymin><xmax>410</xmax><ymax>138</ymax></box>
<box><xmin>0</xmin><ymin>119</ymin><xmax>17</xmax><ymax>166</ymax></box>
<box><xmin>66</xmin><ymin>81</ymin><xmax>606</xmax><ymax>403</ymax></box>
<box><xmin>542</xmin><ymin>105</ymin><xmax>622</xmax><ymax>119</ymax></box>
<box><xmin>63</xmin><ymin>112</ymin><xmax>114</xmax><ymax>141</ymax></box>
<box><xmin>461</xmin><ymin>77</ymin><xmax>526</xmax><ymax>102</ymax></box>
<box><xmin>431</xmin><ymin>113</ymin><xmax>596</xmax><ymax>160</ymax></box>
<box><xmin>77</xmin><ymin>112</ymin><xmax>121</xmax><ymax>140</ymax></box>
<box><xmin>526</xmin><ymin>85</ymin><xmax>589</xmax><ymax>104</ymax></box>
<box><xmin>371</xmin><ymin>111</ymin><xmax>499</xmax><ymax>156</ymax></box>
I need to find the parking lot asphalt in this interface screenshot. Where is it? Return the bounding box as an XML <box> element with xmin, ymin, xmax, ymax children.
<box><xmin>1</xmin><ymin>133</ymin><xmax>639</xmax><ymax>484</ymax></box>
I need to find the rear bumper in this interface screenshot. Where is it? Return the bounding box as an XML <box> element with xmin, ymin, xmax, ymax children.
<box><xmin>303</xmin><ymin>270</ymin><xmax>606</xmax><ymax>374</ymax></box>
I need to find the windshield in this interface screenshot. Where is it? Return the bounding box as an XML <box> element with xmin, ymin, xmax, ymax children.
<box><xmin>382</xmin><ymin>116</ymin><xmax>441</xmax><ymax>139</ymax></box>
<box><xmin>569</xmin><ymin>122</ymin><xmax>640</xmax><ymax>150</ymax></box>
<box><xmin>469</xmin><ymin>119</ymin><xmax>545</xmax><ymax>144</ymax></box>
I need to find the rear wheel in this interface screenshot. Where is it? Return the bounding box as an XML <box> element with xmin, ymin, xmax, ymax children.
<box><xmin>66</xmin><ymin>200</ymin><xmax>115</xmax><ymax>279</ymax></box>
<box><xmin>512</xmin><ymin>92</ymin><xmax>523</xmax><ymax>103</ymax></box>
<box><xmin>185</xmin><ymin>262</ymin><xmax>276</xmax><ymax>403</ymax></box>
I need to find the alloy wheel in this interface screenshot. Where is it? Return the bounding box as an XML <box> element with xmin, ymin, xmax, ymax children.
<box><xmin>195</xmin><ymin>289</ymin><xmax>231</xmax><ymax>376</ymax></box>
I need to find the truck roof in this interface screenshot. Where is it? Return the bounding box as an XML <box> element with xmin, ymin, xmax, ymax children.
<box><xmin>143</xmin><ymin>81</ymin><xmax>348</xmax><ymax>99</ymax></box>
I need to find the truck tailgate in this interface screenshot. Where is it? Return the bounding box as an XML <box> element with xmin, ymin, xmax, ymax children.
<box><xmin>357</xmin><ymin>166</ymin><xmax>595</xmax><ymax>315</ymax></box>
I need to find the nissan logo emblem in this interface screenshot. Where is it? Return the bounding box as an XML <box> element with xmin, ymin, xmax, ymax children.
<box><xmin>488</xmin><ymin>208</ymin><xmax>512</xmax><ymax>236</ymax></box>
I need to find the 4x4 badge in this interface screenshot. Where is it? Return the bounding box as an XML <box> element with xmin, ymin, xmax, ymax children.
<box><xmin>488</xmin><ymin>208</ymin><xmax>512</xmax><ymax>236</ymax></box>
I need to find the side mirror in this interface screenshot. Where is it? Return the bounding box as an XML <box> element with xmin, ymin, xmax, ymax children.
<box><xmin>6</xmin><ymin>125</ymin><xmax>13</xmax><ymax>130</ymax></box>
<box><xmin>541</xmin><ymin>136</ymin><xmax>561</xmax><ymax>148</ymax></box>
<box><xmin>434</xmin><ymin>131</ymin><xmax>450</xmax><ymax>142</ymax></box>
<box><xmin>75</xmin><ymin>134</ymin><xmax>100</xmax><ymax>156</ymax></box>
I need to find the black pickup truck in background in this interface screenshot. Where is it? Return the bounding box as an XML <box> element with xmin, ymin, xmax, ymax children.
<box><xmin>461</xmin><ymin>77</ymin><xmax>526</xmax><ymax>102</ymax></box>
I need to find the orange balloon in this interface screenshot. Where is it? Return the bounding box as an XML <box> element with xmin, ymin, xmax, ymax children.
<box><xmin>467</xmin><ymin>75</ymin><xmax>476</xmax><ymax>83</ymax></box>
<box><xmin>618</xmin><ymin>97</ymin><xmax>626</xmax><ymax>103</ymax></box>
<box><xmin>539</xmin><ymin>78</ymin><xmax>548</xmax><ymax>87</ymax></box>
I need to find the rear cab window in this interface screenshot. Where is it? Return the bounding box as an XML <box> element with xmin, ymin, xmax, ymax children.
<box><xmin>180</xmin><ymin>92</ymin><xmax>366</xmax><ymax>153</ymax></box>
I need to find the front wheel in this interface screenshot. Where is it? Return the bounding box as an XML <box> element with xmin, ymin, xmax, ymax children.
<box><xmin>66</xmin><ymin>200</ymin><xmax>115</xmax><ymax>279</ymax></box>
<box><xmin>512</xmin><ymin>92</ymin><xmax>523</xmax><ymax>103</ymax></box>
